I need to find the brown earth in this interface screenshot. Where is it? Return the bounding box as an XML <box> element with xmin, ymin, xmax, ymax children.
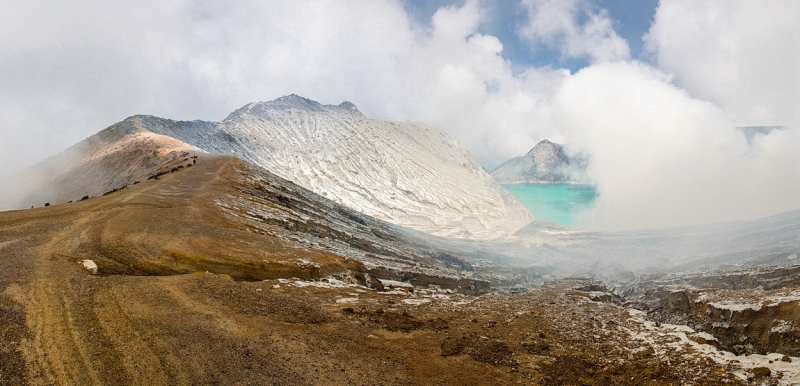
<box><xmin>0</xmin><ymin>155</ymin><xmax>787</xmax><ymax>385</ymax></box>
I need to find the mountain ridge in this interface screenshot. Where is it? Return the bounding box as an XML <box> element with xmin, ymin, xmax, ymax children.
<box><xmin>1</xmin><ymin>95</ymin><xmax>533</xmax><ymax>240</ymax></box>
<box><xmin>0</xmin><ymin>116</ymin><xmax>203</xmax><ymax>208</ymax></box>
<box><xmin>224</xmin><ymin>94</ymin><xmax>363</xmax><ymax>121</ymax></box>
<box><xmin>142</xmin><ymin>95</ymin><xmax>533</xmax><ymax>239</ymax></box>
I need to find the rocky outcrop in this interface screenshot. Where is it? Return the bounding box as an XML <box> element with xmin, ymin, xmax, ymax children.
<box><xmin>624</xmin><ymin>265</ymin><xmax>800</xmax><ymax>357</ymax></box>
<box><xmin>643</xmin><ymin>286</ymin><xmax>800</xmax><ymax>356</ymax></box>
<box><xmin>490</xmin><ymin>139</ymin><xmax>586</xmax><ymax>184</ymax></box>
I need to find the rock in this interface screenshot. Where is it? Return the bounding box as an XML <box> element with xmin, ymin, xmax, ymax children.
<box><xmin>634</xmin><ymin>346</ymin><xmax>655</xmax><ymax>359</ymax></box>
<box><xmin>749</xmin><ymin>367</ymin><xmax>771</xmax><ymax>377</ymax></box>
<box><xmin>688</xmin><ymin>332</ymin><xmax>720</xmax><ymax>349</ymax></box>
<box><xmin>689</xmin><ymin>333</ymin><xmax>720</xmax><ymax>349</ymax></box>
<box><xmin>81</xmin><ymin>260</ymin><xmax>98</xmax><ymax>274</ymax></box>
<box><xmin>521</xmin><ymin>340</ymin><xmax>550</xmax><ymax>355</ymax></box>
<box><xmin>781</xmin><ymin>355</ymin><xmax>791</xmax><ymax>363</ymax></box>
<box><xmin>664</xmin><ymin>290</ymin><xmax>691</xmax><ymax>313</ymax></box>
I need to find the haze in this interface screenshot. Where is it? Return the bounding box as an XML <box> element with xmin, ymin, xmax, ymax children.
<box><xmin>0</xmin><ymin>0</ymin><xmax>797</xmax><ymax>231</ymax></box>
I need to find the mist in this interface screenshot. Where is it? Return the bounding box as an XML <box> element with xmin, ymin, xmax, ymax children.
<box><xmin>554</xmin><ymin>0</ymin><xmax>800</xmax><ymax>230</ymax></box>
<box><xmin>0</xmin><ymin>0</ymin><xmax>798</xmax><ymax>231</ymax></box>
<box><xmin>556</xmin><ymin>62</ymin><xmax>800</xmax><ymax>230</ymax></box>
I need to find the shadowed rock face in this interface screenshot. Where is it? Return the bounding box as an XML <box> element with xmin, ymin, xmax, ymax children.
<box><xmin>490</xmin><ymin>139</ymin><xmax>586</xmax><ymax>184</ymax></box>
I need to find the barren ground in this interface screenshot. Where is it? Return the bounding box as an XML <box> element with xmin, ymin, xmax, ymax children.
<box><xmin>0</xmin><ymin>156</ymin><xmax>794</xmax><ymax>385</ymax></box>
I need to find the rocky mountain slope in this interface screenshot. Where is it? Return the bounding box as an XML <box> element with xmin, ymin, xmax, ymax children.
<box><xmin>135</xmin><ymin>94</ymin><xmax>532</xmax><ymax>239</ymax></box>
<box><xmin>0</xmin><ymin>117</ymin><xmax>203</xmax><ymax>209</ymax></box>
<box><xmin>490</xmin><ymin>139</ymin><xmax>586</xmax><ymax>184</ymax></box>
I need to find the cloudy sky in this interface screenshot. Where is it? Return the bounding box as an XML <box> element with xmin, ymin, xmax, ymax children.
<box><xmin>1</xmin><ymin>0</ymin><xmax>798</xmax><ymax>230</ymax></box>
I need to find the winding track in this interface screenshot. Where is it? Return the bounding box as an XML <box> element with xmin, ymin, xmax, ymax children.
<box><xmin>3</xmin><ymin>156</ymin><xmax>229</xmax><ymax>384</ymax></box>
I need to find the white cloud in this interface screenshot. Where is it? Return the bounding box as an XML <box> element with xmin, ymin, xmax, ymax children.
<box><xmin>645</xmin><ymin>0</ymin><xmax>800</xmax><ymax>128</ymax></box>
<box><xmin>549</xmin><ymin>0</ymin><xmax>800</xmax><ymax>230</ymax></box>
<box><xmin>518</xmin><ymin>0</ymin><xmax>630</xmax><ymax>63</ymax></box>
<box><xmin>512</xmin><ymin>0</ymin><xmax>800</xmax><ymax>231</ymax></box>
<box><xmin>554</xmin><ymin>61</ymin><xmax>800</xmax><ymax>230</ymax></box>
<box><xmin>0</xmin><ymin>0</ymin><xmax>562</xmax><ymax>179</ymax></box>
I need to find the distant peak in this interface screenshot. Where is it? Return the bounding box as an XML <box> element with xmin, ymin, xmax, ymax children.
<box><xmin>224</xmin><ymin>95</ymin><xmax>363</xmax><ymax>121</ymax></box>
<box><xmin>337</xmin><ymin>101</ymin><xmax>360</xmax><ymax>113</ymax></box>
<box><xmin>269</xmin><ymin>94</ymin><xmax>362</xmax><ymax>114</ymax></box>
<box><xmin>526</xmin><ymin>139</ymin><xmax>561</xmax><ymax>156</ymax></box>
<box><xmin>492</xmin><ymin>138</ymin><xmax>585</xmax><ymax>184</ymax></box>
<box><xmin>275</xmin><ymin>94</ymin><xmax>322</xmax><ymax>108</ymax></box>
<box><xmin>736</xmin><ymin>126</ymin><xmax>784</xmax><ymax>145</ymax></box>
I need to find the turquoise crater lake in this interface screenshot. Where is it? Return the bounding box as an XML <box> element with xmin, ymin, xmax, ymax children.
<box><xmin>502</xmin><ymin>183</ymin><xmax>597</xmax><ymax>227</ymax></box>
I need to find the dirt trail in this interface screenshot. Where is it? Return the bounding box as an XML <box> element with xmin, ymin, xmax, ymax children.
<box><xmin>1</xmin><ymin>157</ymin><xmax>231</xmax><ymax>385</ymax></box>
